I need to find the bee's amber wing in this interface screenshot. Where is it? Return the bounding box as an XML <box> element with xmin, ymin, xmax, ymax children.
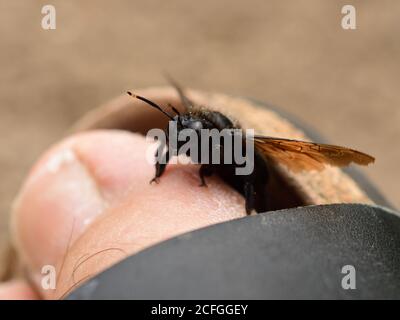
<box><xmin>253</xmin><ymin>136</ymin><xmax>375</xmax><ymax>172</ymax></box>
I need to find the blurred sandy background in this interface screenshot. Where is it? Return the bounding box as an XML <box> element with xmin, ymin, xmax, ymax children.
<box><xmin>0</xmin><ymin>0</ymin><xmax>399</xmax><ymax>245</ymax></box>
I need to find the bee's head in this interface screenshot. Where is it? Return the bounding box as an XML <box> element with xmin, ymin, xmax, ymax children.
<box><xmin>177</xmin><ymin>114</ymin><xmax>204</xmax><ymax>132</ymax></box>
<box><xmin>127</xmin><ymin>92</ymin><xmax>210</xmax><ymax>134</ymax></box>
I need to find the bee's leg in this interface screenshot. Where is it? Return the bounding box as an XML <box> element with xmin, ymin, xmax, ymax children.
<box><xmin>150</xmin><ymin>142</ymin><xmax>170</xmax><ymax>184</ymax></box>
<box><xmin>199</xmin><ymin>164</ymin><xmax>214</xmax><ymax>187</ymax></box>
<box><xmin>244</xmin><ymin>181</ymin><xmax>255</xmax><ymax>215</ymax></box>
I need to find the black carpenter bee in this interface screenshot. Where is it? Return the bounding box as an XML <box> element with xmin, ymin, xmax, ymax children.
<box><xmin>127</xmin><ymin>82</ymin><xmax>374</xmax><ymax>215</ymax></box>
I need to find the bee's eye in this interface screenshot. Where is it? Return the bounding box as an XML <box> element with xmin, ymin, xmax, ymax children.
<box><xmin>191</xmin><ymin>121</ymin><xmax>203</xmax><ymax>130</ymax></box>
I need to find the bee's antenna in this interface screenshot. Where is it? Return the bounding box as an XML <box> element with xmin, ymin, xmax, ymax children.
<box><xmin>163</xmin><ymin>73</ymin><xmax>194</xmax><ymax>110</ymax></box>
<box><xmin>167</xmin><ymin>103</ymin><xmax>181</xmax><ymax>116</ymax></box>
<box><xmin>127</xmin><ymin>91</ymin><xmax>174</xmax><ymax>120</ymax></box>
<box><xmin>168</xmin><ymin>103</ymin><xmax>183</xmax><ymax>126</ymax></box>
